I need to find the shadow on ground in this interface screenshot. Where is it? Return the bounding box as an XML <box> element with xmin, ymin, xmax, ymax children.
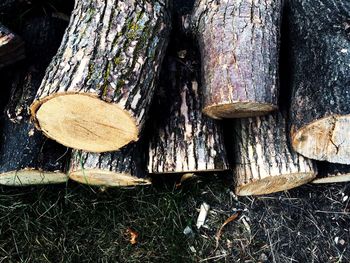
<box><xmin>0</xmin><ymin>175</ymin><xmax>349</xmax><ymax>262</ymax></box>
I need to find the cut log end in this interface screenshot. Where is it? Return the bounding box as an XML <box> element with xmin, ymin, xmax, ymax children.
<box><xmin>292</xmin><ymin>115</ymin><xmax>350</xmax><ymax>164</ymax></box>
<box><xmin>312</xmin><ymin>174</ymin><xmax>350</xmax><ymax>184</ymax></box>
<box><xmin>203</xmin><ymin>102</ymin><xmax>277</xmax><ymax>119</ymax></box>
<box><xmin>236</xmin><ymin>172</ymin><xmax>315</xmax><ymax>196</ymax></box>
<box><xmin>31</xmin><ymin>93</ymin><xmax>138</xmax><ymax>152</ymax></box>
<box><xmin>0</xmin><ymin>170</ymin><xmax>68</xmax><ymax>186</ymax></box>
<box><xmin>69</xmin><ymin>169</ymin><xmax>151</xmax><ymax>187</ymax></box>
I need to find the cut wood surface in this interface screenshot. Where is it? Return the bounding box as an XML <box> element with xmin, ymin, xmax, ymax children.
<box><xmin>148</xmin><ymin>51</ymin><xmax>228</xmax><ymax>174</ymax></box>
<box><xmin>313</xmin><ymin>163</ymin><xmax>350</xmax><ymax>184</ymax></box>
<box><xmin>69</xmin><ymin>143</ymin><xmax>151</xmax><ymax>187</ymax></box>
<box><xmin>0</xmin><ymin>23</ymin><xmax>25</xmax><ymax>68</ymax></box>
<box><xmin>0</xmin><ymin>17</ymin><xmax>69</xmax><ymax>186</ymax></box>
<box><xmin>288</xmin><ymin>0</ymin><xmax>350</xmax><ymax>164</ymax></box>
<box><xmin>232</xmin><ymin>111</ymin><xmax>316</xmax><ymax>196</ymax></box>
<box><xmin>30</xmin><ymin>0</ymin><xmax>172</xmax><ymax>152</ymax></box>
<box><xmin>191</xmin><ymin>0</ymin><xmax>282</xmax><ymax>119</ymax></box>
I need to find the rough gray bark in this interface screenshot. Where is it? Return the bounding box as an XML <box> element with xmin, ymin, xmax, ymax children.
<box><xmin>30</xmin><ymin>0</ymin><xmax>172</xmax><ymax>153</ymax></box>
<box><xmin>0</xmin><ymin>17</ymin><xmax>69</xmax><ymax>186</ymax></box>
<box><xmin>232</xmin><ymin>111</ymin><xmax>316</xmax><ymax>196</ymax></box>
<box><xmin>313</xmin><ymin>162</ymin><xmax>350</xmax><ymax>184</ymax></box>
<box><xmin>288</xmin><ymin>0</ymin><xmax>350</xmax><ymax>164</ymax></box>
<box><xmin>0</xmin><ymin>23</ymin><xmax>25</xmax><ymax>68</ymax></box>
<box><xmin>191</xmin><ymin>0</ymin><xmax>282</xmax><ymax>119</ymax></box>
<box><xmin>148</xmin><ymin>52</ymin><xmax>228</xmax><ymax>174</ymax></box>
<box><xmin>69</xmin><ymin>142</ymin><xmax>151</xmax><ymax>187</ymax></box>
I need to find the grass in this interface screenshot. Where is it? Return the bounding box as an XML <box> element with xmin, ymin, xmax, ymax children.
<box><xmin>0</xmin><ymin>175</ymin><xmax>349</xmax><ymax>262</ymax></box>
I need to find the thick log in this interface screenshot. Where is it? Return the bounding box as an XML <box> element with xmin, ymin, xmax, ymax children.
<box><xmin>0</xmin><ymin>23</ymin><xmax>25</xmax><ymax>68</ymax></box>
<box><xmin>0</xmin><ymin>17</ymin><xmax>69</xmax><ymax>186</ymax></box>
<box><xmin>30</xmin><ymin>0</ymin><xmax>172</xmax><ymax>152</ymax></box>
<box><xmin>191</xmin><ymin>0</ymin><xmax>282</xmax><ymax>119</ymax></box>
<box><xmin>148</xmin><ymin>52</ymin><xmax>228</xmax><ymax>174</ymax></box>
<box><xmin>69</xmin><ymin>143</ymin><xmax>151</xmax><ymax>187</ymax></box>
<box><xmin>232</xmin><ymin>111</ymin><xmax>316</xmax><ymax>196</ymax></box>
<box><xmin>313</xmin><ymin>163</ymin><xmax>350</xmax><ymax>184</ymax></box>
<box><xmin>288</xmin><ymin>0</ymin><xmax>350</xmax><ymax>164</ymax></box>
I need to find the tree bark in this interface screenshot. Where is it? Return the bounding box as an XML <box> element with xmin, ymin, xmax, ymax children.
<box><xmin>69</xmin><ymin>143</ymin><xmax>151</xmax><ymax>187</ymax></box>
<box><xmin>313</xmin><ymin>162</ymin><xmax>350</xmax><ymax>184</ymax></box>
<box><xmin>288</xmin><ymin>0</ymin><xmax>350</xmax><ymax>164</ymax></box>
<box><xmin>0</xmin><ymin>23</ymin><xmax>25</xmax><ymax>69</ymax></box>
<box><xmin>0</xmin><ymin>17</ymin><xmax>69</xmax><ymax>186</ymax></box>
<box><xmin>148</xmin><ymin>53</ymin><xmax>228</xmax><ymax>174</ymax></box>
<box><xmin>232</xmin><ymin>111</ymin><xmax>316</xmax><ymax>196</ymax></box>
<box><xmin>30</xmin><ymin>0</ymin><xmax>172</xmax><ymax>153</ymax></box>
<box><xmin>191</xmin><ymin>0</ymin><xmax>282</xmax><ymax>119</ymax></box>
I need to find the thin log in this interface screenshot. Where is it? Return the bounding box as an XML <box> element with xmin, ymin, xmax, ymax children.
<box><xmin>69</xmin><ymin>143</ymin><xmax>151</xmax><ymax>187</ymax></box>
<box><xmin>288</xmin><ymin>0</ymin><xmax>350</xmax><ymax>164</ymax></box>
<box><xmin>191</xmin><ymin>0</ymin><xmax>282</xmax><ymax>119</ymax></box>
<box><xmin>148</xmin><ymin>51</ymin><xmax>228</xmax><ymax>174</ymax></box>
<box><xmin>313</xmin><ymin>163</ymin><xmax>350</xmax><ymax>184</ymax></box>
<box><xmin>30</xmin><ymin>0</ymin><xmax>172</xmax><ymax>152</ymax></box>
<box><xmin>232</xmin><ymin>111</ymin><xmax>317</xmax><ymax>196</ymax></box>
<box><xmin>0</xmin><ymin>23</ymin><xmax>25</xmax><ymax>68</ymax></box>
<box><xmin>0</xmin><ymin>17</ymin><xmax>69</xmax><ymax>186</ymax></box>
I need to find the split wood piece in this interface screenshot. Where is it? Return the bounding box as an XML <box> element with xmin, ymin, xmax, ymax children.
<box><xmin>313</xmin><ymin>163</ymin><xmax>350</xmax><ymax>184</ymax></box>
<box><xmin>233</xmin><ymin>111</ymin><xmax>317</xmax><ymax>196</ymax></box>
<box><xmin>148</xmin><ymin>53</ymin><xmax>228</xmax><ymax>174</ymax></box>
<box><xmin>69</xmin><ymin>143</ymin><xmax>151</xmax><ymax>187</ymax></box>
<box><xmin>0</xmin><ymin>23</ymin><xmax>25</xmax><ymax>68</ymax></box>
<box><xmin>0</xmin><ymin>17</ymin><xmax>69</xmax><ymax>186</ymax></box>
<box><xmin>288</xmin><ymin>0</ymin><xmax>350</xmax><ymax>164</ymax></box>
<box><xmin>30</xmin><ymin>0</ymin><xmax>172</xmax><ymax>152</ymax></box>
<box><xmin>191</xmin><ymin>0</ymin><xmax>282</xmax><ymax>119</ymax></box>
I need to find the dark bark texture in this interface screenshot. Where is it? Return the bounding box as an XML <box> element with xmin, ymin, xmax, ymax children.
<box><xmin>232</xmin><ymin>111</ymin><xmax>316</xmax><ymax>195</ymax></box>
<box><xmin>0</xmin><ymin>17</ymin><xmax>69</xmax><ymax>179</ymax></box>
<box><xmin>31</xmin><ymin>0</ymin><xmax>172</xmax><ymax>133</ymax></box>
<box><xmin>148</xmin><ymin>50</ymin><xmax>228</xmax><ymax>174</ymax></box>
<box><xmin>288</xmin><ymin>0</ymin><xmax>350</xmax><ymax>164</ymax></box>
<box><xmin>69</xmin><ymin>142</ymin><xmax>151</xmax><ymax>186</ymax></box>
<box><xmin>0</xmin><ymin>23</ymin><xmax>25</xmax><ymax>69</ymax></box>
<box><xmin>192</xmin><ymin>0</ymin><xmax>282</xmax><ymax>119</ymax></box>
<box><xmin>313</xmin><ymin>162</ymin><xmax>350</xmax><ymax>183</ymax></box>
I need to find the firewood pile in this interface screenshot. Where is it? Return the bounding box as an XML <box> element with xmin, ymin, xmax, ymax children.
<box><xmin>0</xmin><ymin>0</ymin><xmax>349</xmax><ymax>194</ymax></box>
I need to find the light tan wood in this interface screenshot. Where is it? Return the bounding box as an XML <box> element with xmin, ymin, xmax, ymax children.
<box><xmin>292</xmin><ymin>115</ymin><xmax>350</xmax><ymax>164</ymax></box>
<box><xmin>33</xmin><ymin>93</ymin><xmax>138</xmax><ymax>152</ymax></box>
<box><xmin>0</xmin><ymin>170</ymin><xmax>68</xmax><ymax>186</ymax></box>
<box><xmin>202</xmin><ymin>101</ymin><xmax>277</xmax><ymax>119</ymax></box>
<box><xmin>70</xmin><ymin>169</ymin><xmax>151</xmax><ymax>187</ymax></box>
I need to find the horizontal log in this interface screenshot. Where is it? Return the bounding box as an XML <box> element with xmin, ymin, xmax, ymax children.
<box><xmin>232</xmin><ymin>111</ymin><xmax>317</xmax><ymax>196</ymax></box>
<box><xmin>0</xmin><ymin>17</ymin><xmax>69</xmax><ymax>186</ymax></box>
<box><xmin>69</xmin><ymin>143</ymin><xmax>151</xmax><ymax>187</ymax></box>
<box><xmin>313</xmin><ymin>163</ymin><xmax>350</xmax><ymax>184</ymax></box>
<box><xmin>30</xmin><ymin>0</ymin><xmax>172</xmax><ymax>152</ymax></box>
<box><xmin>148</xmin><ymin>51</ymin><xmax>228</xmax><ymax>174</ymax></box>
<box><xmin>288</xmin><ymin>0</ymin><xmax>350</xmax><ymax>164</ymax></box>
<box><xmin>191</xmin><ymin>0</ymin><xmax>282</xmax><ymax>119</ymax></box>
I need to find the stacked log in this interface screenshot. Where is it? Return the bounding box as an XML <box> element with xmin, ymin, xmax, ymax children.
<box><xmin>0</xmin><ymin>17</ymin><xmax>69</xmax><ymax>186</ymax></box>
<box><xmin>313</xmin><ymin>163</ymin><xmax>350</xmax><ymax>184</ymax></box>
<box><xmin>0</xmin><ymin>23</ymin><xmax>25</xmax><ymax>68</ymax></box>
<box><xmin>30</xmin><ymin>0</ymin><xmax>172</xmax><ymax>153</ymax></box>
<box><xmin>288</xmin><ymin>0</ymin><xmax>350</xmax><ymax>164</ymax></box>
<box><xmin>232</xmin><ymin>111</ymin><xmax>317</xmax><ymax>196</ymax></box>
<box><xmin>69</xmin><ymin>142</ymin><xmax>151</xmax><ymax>187</ymax></box>
<box><xmin>148</xmin><ymin>37</ymin><xmax>228</xmax><ymax>175</ymax></box>
<box><xmin>191</xmin><ymin>0</ymin><xmax>282</xmax><ymax>119</ymax></box>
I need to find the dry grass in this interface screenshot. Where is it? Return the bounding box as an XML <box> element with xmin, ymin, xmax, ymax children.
<box><xmin>0</xmin><ymin>175</ymin><xmax>349</xmax><ymax>262</ymax></box>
